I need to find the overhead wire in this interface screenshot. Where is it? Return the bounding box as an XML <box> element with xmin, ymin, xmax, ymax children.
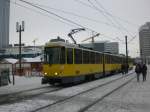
<box><xmin>87</xmin><ymin>0</ymin><xmax>120</xmax><ymax>30</ymax></box>
<box><xmin>73</xmin><ymin>0</ymin><xmax>130</xmax><ymax>43</ymax></box>
<box><xmin>29</xmin><ymin>1</ymin><xmax>135</xmax><ymax>43</ymax></box>
<box><xmin>11</xmin><ymin>0</ymin><xmax>135</xmax><ymax>43</ymax></box>
<box><xmin>86</xmin><ymin>0</ymin><xmax>137</xmax><ymax>43</ymax></box>
<box><xmin>8</xmin><ymin>0</ymin><xmax>77</xmax><ymax>28</ymax></box>
<box><xmin>94</xmin><ymin>0</ymin><xmax>135</xmax><ymax>38</ymax></box>
<box><xmin>18</xmin><ymin>0</ymin><xmax>122</xmax><ymax>42</ymax></box>
<box><xmin>7</xmin><ymin>0</ymin><xmax>112</xmax><ymax>42</ymax></box>
<box><xmin>30</xmin><ymin>2</ymin><xmax>123</xmax><ymax>30</ymax></box>
<box><xmin>94</xmin><ymin>0</ymin><xmax>137</xmax><ymax>44</ymax></box>
<box><xmin>18</xmin><ymin>0</ymin><xmax>99</xmax><ymax>34</ymax></box>
<box><xmin>87</xmin><ymin>0</ymin><xmax>125</xmax><ymax>42</ymax></box>
<box><xmin>74</xmin><ymin>0</ymin><xmax>139</xmax><ymax>28</ymax></box>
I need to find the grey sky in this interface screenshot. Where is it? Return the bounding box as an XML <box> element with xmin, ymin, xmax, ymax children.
<box><xmin>10</xmin><ymin>0</ymin><xmax>150</xmax><ymax>57</ymax></box>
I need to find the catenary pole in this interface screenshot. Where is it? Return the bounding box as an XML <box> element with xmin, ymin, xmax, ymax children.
<box><xmin>125</xmin><ymin>35</ymin><xmax>128</xmax><ymax>73</ymax></box>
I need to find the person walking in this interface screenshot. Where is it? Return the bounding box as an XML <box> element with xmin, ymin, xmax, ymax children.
<box><xmin>121</xmin><ymin>64</ymin><xmax>125</xmax><ymax>74</ymax></box>
<box><xmin>135</xmin><ymin>63</ymin><xmax>142</xmax><ymax>82</ymax></box>
<box><xmin>141</xmin><ymin>64</ymin><xmax>147</xmax><ymax>81</ymax></box>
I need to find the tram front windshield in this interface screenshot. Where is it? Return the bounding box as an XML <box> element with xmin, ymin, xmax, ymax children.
<box><xmin>44</xmin><ymin>47</ymin><xmax>65</xmax><ymax>64</ymax></box>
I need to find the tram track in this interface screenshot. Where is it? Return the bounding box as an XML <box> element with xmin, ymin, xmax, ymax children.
<box><xmin>0</xmin><ymin>86</ymin><xmax>63</xmax><ymax>105</ymax></box>
<box><xmin>0</xmin><ymin>85</ymin><xmax>51</xmax><ymax>98</ymax></box>
<box><xmin>30</xmin><ymin>72</ymin><xmax>134</xmax><ymax>112</ymax></box>
<box><xmin>78</xmin><ymin>76</ymin><xmax>135</xmax><ymax>112</ymax></box>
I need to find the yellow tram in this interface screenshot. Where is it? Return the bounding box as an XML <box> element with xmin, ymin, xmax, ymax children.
<box><xmin>42</xmin><ymin>41</ymin><xmax>133</xmax><ymax>84</ymax></box>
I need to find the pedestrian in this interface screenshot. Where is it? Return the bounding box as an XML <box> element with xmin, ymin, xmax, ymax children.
<box><xmin>141</xmin><ymin>64</ymin><xmax>147</xmax><ymax>82</ymax></box>
<box><xmin>125</xmin><ymin>64</ymin><xmax>129</xmax><ymax>74</ymax></box>
<box><xmin>135</xmin><ymin>63</ymin><xmax>142</xmax><ymax>82</ymax></box>
<box><xmin>121</xmin><ymin>64</ymin><xmax>125</xmax><ymax>74</ymax></box>
<box><xmin>6</xmin><ymin>69</ymin><xmax>11</xmax><ymax>83</ymax></box>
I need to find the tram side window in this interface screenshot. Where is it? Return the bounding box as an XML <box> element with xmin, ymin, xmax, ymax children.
<box><xmin>111</xmin><ymin>56</ymin><xmax>113</xmax><ymax>64</ymax></box>
<box><xmin>114</xmin><ymin>56</ymin><xmax>117</xmax><ymax>63</ymax></box>
<box><xmin>117</xmin><ymin>57</ymin><xmax>119</xmax><ymax>63</ymax></box>
<box><xmin>119</xmin><ymin>57</ymin><xmax>121</xmax><ymax>64</ymax></box>
<box><xmin>67</xmin><ymin>48</ymin><xmax>73</xmax><ymax>64</ymax></box>
<box><xmin>108</xmin><ymin>55</ymin><xmax>111</xmax><ymax>64</ymax></box>
<box><xmin>60</xmin><ymin>47</ymin><xmax>65</xmax><ymax>64</ymax></box>
<box><xmin>112</xmin><ymin>56</ymin><xmax>115</xmax><ymax>64</ymax></box>
<box><xmin>95</xmin><ymin>53</ymin><xmax>100</xmax><ymax>64</ymax></box>
<box><xmin>105</xmin><ymin>55</ymin><xmax>108</xmax><ymax>64</ymax></box>
<box><xmin>121</xmin><ymin>58</ymin><xmax>123</xmax><ymax>64</ymax></box>
<box><xmin>106</xmin><ymin>55</ymin><xmax>109</xmax><ymax>64</ymax></box>
<box><xmin>90</xmin><ymin>52</ymin><xmax>95</xmax><ymax>64</ymax></box>
<box><xmin>74</xmin><ymin>49</ymin><xmax>82</xmax><ymax>64</ymax></box>
<box><xmin>107</xmin><ymin>55</ymin><xmax>111</xmax><ymax>64</ymax></box>
<box><xmin>109</xmin><ymin>55</ymin><xmax>111</xmax><ymax>64</ymax></box>
<box><xmin>100</xmin><ymin>53</ymin><xmax>103</xmax><ymax>64</ymax></box>
<box><xmin>113</xmin><ymin>56</ymin><xmax>115</xmax><ymax>64</ymax></box>
<box><xmin>83</xmin><ymin>50</ymin><xmax>89</xmax><ymax>64</ymax></box>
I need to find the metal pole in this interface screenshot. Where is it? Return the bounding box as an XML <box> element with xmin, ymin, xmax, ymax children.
<box><xmin>16</xmin><ymin>21</ymin><xmax>25</xmax><ymax>76</ymax></box>
<box><xmin>19</xmin><ymin>25</ymin><xmax>22</xmax><ymax>76</ymax></box>
<box><xmin>103</xmin><ymin>53</ymin><xmax>105</xmax><ymax>76</ymax></box>
<box><xmin>12</xmin><ymin>65</ymin><xmax>15</xmax><ymax>85</ymax></box>
<box><xmin>125</xmin><ymin>35</ymin><xmax>128</xmax><ymax>73</ymax></box>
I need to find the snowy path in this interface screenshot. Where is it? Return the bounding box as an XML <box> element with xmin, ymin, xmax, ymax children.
<box><xmin>84</xmin><ymin>66</ymin><xmax>150</xmax><ymax>112</ymax></box>
<box><xmin>0</xmin><ymin>71</ymin><xmax>134</xmax><ymax>112</ymax></box>
<box><xmin>0</xmin><ymin>76</ymin><xmax>49</xmax><ymax>95</ymax></box>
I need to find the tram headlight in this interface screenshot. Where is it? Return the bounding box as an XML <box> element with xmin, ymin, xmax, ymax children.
<box><xmin>44</xmin><ymin>72</ymin><xmax>47</xmax><ymax>75</ymax></box>
<box><xmin>54</xmin><ymin>72</ymin><xmax>58</xmax><ymax>76</ymax></box>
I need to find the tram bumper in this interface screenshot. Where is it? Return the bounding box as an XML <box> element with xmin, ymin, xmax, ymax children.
<box><xmin>41</xmin><ymin>77</ymin><xmax>49</xmax><ymax>84</ymax></box>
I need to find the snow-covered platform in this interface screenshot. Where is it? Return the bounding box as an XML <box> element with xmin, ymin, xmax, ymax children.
<box><xmin>85</xmin><ymin>66</ymin><xmax>150</xmax><ymax>112</ymax></box>
<box><xmin>0</xmin><ymin>76</ymin><xmax>49</xmax><ymax>95</ymax></box>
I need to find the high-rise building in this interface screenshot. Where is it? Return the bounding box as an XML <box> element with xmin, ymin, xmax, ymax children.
<box><xmin>139</xmin><ymin>22</ymin><xmax>150</xmax><ymax>63</ymax></box>
<box><xmin>81</xmin><ymin>41</ymin><xmax>119</xmax><ymax>54</ymax></box>
<box><xmin>0</xmin><ymin>0</ymin><xmax>10</xmax><ymax>50</ymax></box>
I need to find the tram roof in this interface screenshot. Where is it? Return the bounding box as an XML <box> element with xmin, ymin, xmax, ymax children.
<box><xmin>45</xmin><ymin>41</ymin><xmax>125</xmax><ymax>58</ymax></box>
<box><xmin>45</xmin><ymin>41</ymin><xmax>79</xmax><ymax>48</ymax></box>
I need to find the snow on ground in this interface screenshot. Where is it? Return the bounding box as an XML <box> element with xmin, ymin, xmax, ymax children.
<box><xmin>0</xmin><ymin>72</ymin><xmax>129</xmax><ymax>112</ymax></box>
<box><xmin>84</xmin><ymin>65</ymin><xmax>150</xmax><ymax>112</ymax></box>
<box><xmin>37</xmin><ymin>73</ymin><xmax>135</xmax><ymax>112</ymax></box>
<box><xmin>0</xmin><ymin>75</ymin><xmax>49</xmax><ymax>95</ymax></box>
<box><xmin>0</xmin><ymin>99</ymin><xmax>53</xmax><ymax>112</ymax></box>
<box><xmin>0</xmin><ymin>69</ymin><xmax>137</xmax><ymax>112</ymax></box>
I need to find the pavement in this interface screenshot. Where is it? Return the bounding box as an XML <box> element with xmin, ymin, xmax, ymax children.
<box><xmin>0</xmin><ymin>76</ymin><xmax>49</xmax><ymax>95</ymax></box>
<box><xmin>85</xmin><ymin>66</ymin><xmax>150</xmax><ymax>112</ymax></box>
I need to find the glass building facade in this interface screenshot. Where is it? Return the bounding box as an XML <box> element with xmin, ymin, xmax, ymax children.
<box><xmin>0</xmin><ymin>0</ymin><xmax>10</xmax><ymax>49</ymax></box>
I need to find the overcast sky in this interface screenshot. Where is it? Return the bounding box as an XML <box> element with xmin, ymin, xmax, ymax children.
<box><xmin>9</xmin><ymin>0</ymin><xmax>150</xmax><ymax>57</ymax></box>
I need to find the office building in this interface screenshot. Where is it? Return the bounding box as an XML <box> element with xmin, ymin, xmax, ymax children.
<box><xmin>139</xmin><ymin>22</ymin><xmax>150</xmax><ymax>63</ymax></box>
<box><xmin>0</xmin><ymin>0</ymin><xmax>10</xmax><ymax>49</ymax></box>
<box><xmin>81</xmin><ymin>41</ymin><xmax>119</xmax><ymax>54</ymax></box>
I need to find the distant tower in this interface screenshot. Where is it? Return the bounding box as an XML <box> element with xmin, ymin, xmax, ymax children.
<box><xmin>0</xmin><ymin>0</ymin><xmax>10</xmax><ymax>49</ymax></box>
<box><xmin>139</xmin><ymin>22</ymin><xmax>150</xmax><ymax>63</ymax></box>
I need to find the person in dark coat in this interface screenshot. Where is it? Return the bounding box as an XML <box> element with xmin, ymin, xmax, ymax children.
<box><xmin>135</xmin><ymin>63</ymin><xmax>142</xmax><ymax>82</ymax></box>
<box><xmin>121</xmin><ymin>64</ymin><xmax>125</xmax><ymax>74</ymax></box>
<box><xmin>141</xmin><ymin>64</ymin><xmax>147</xmax><ymax>81</ymax></box>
